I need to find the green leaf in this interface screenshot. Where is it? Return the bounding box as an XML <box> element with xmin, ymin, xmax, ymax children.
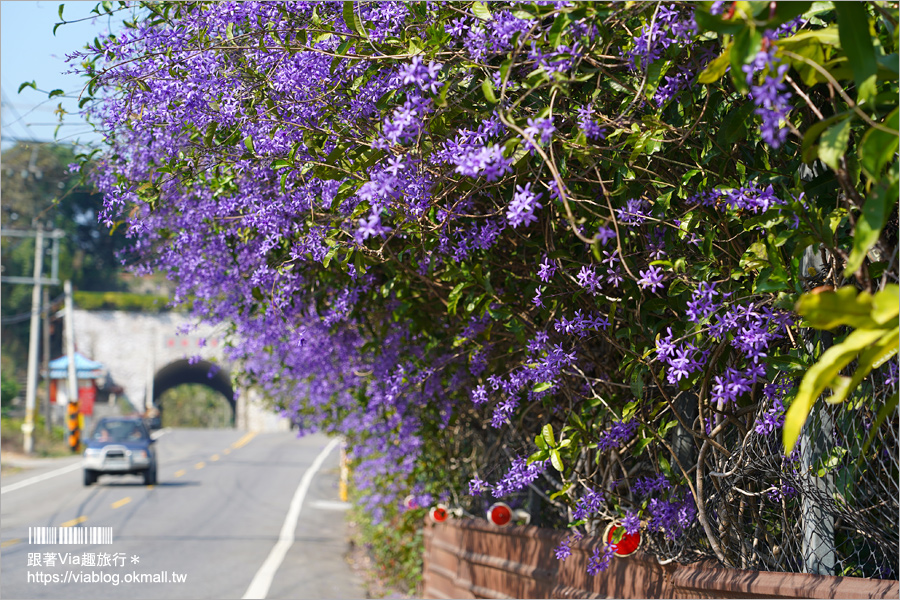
<box><xmin>770</xmin><ymin>1</ymin><xmax>811</xmax><ymax>27</ymax></box>
<box><xmin>871</xmin><ymin>286</ymin><xmax>900</xmax><ymax>325</ymax></box>
<box><xmin>845</xmin><ymin>163</ymin><xmax>898</xmax><ymax>276</ymax></box>
<box><xmin>535</xmin><ymin>433</ymin><xmax>548</xmax><ymax>451</ymax></box>
<box><xmin>342</xmin><ymin>1</ymin><xmax>361</xmax><ymax>34</ymax></box>
<box><xmin>818</xmin><ymin>118</ymin><xmax>853</xmax><ymax>172</ymax></box>
<box><xmin>801</xmin><ymin>111</ymin><xmax>854</xmax><ymax>164</ymax></box>
<box><xmin>547</xmin><ymin>13</ymin><xmax>567</xmax><ymax>48</ymax></box>
<box><xmin>549</xmin><ymin>448</ymin><xmax>564</xmax><ymax>472</ymax></box>
<box><xmin>532</xmin><ymin>381</ymin><xmax>554</xmax><ymax>394</ymax></box>
<box><xmin>204</xmin><ymin>121</ymin><xmax>218</xmax><ymax>147</ymax></box>
<box><xmin>17</xmin><ymin>80</ymin><xmax>36</xmax><ymax>94</ymax></box>
<box><xmin>730</xmin><ymin>27</ymin><xmax>763</xmax><ymax>93</ymax></box>
<box><xmin>541</xmin><ymin>423</ymin><xmax>555</xmax><ymax>449</ymax></box>
<box><xmin>630</xmin><ymin>368</ymin><xmax>644</xmax><ymax>400</ymax></box>
<box><xmin>447</xmin><ymin>282</ymin><xmax>468</xmax><ymax>316</ymax></box>
<box><xmin>528</xmin><ymin>449</ymin><xmax>550</xmax><ymax>465</ymax></box>
<box><xmin>48</xmin><ymin>89</ymin><xmax>65</xmax><ymax>98</ymax></box>
<box><xmin>796</xmin><ymin>286</ymin><xmax>877</xmax><ymax>330</ymax></box>
<box><xmin>58</xmin><ymin>3</ymin><xmax>64</xmax><ymax>20</ymax></box>
<box><xmin>481</xmin><ymin>76</ymin><xmax>498</xmax><ymax>104</ymax></box>
<box><xmin>471</xmin><ymin>1</ymin><xmax>491</xmax><ymax>21</ymax></box>
<box><xmin>859</xmin><ymin>108</ymin><xmax>899</xmax><ymax>180</ymax></box>
<box><xmin>834</xmin><ymin>2</ymin><xmax>877</xmax><ymax>103</ymax></box>
<box><xmin>658</xmin><ymin>455</ymin><xmax>673</xmax><ymax>479</ymax></box>
<box><xmin>243</xmin><ymin>135</ymin><xmax>255</xmax><ymax>155</ymax></box>
<box><xmin>784</xmin><ymin>327</ymin><xmax>886</xmax><ymax>454</ymax></box>
<box><xmin>698</xmin><ymin>45</ymin><xmax>731</xmax><ymax>84</ymax></box>
<box><xmin>694</xmin><ymin>9</ymin><xmax>744</xmax><ymax>35</ymax></box>
<box><xmin>718</xmin><ymin>101</ymin><xmax>755</xmax><ymax>146</ymax></box>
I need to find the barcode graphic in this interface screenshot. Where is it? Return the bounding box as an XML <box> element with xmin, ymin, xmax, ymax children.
<box><xmin>28</xmin><ymin>527</ymin><xmax>113</xmax><ymax>545</ymax></box>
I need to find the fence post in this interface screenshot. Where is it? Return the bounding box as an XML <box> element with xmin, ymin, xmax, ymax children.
<box><xmin>799</xmin><ymin>244</ymin><xmax>835</xmax><ymax>575</ymax></box>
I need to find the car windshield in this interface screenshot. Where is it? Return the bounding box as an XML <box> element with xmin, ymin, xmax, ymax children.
<box><xmin>93</xmin><ymin>421</ymin><xmax>146</xmax><ymax>442</ymax></box>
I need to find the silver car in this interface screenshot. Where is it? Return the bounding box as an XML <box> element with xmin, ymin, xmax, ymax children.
<box><xmin>83</xmin><ymin>417</ymin><xmax>158</xmax><ymax>485</ymax></box>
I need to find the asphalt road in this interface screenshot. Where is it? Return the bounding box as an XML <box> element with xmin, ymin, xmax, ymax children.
<box><xmin>0</xmin><ymin>429</ymin><xmax>366</xmax><ymax>600</ymax></box>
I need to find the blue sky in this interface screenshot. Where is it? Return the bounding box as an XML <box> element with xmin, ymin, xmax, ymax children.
<box><xmin>1</xmin><ymin>1</ymin><xmax>128</xmax><ymax>149</ymax></box>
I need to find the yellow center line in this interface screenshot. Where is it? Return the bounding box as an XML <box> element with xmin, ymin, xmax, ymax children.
<box><xmin>1</xmin><ymin>539</ymin><xmax>22</xmax><ymax>548</ymax></box>
<box><xmin>111</xmin><ymin>497</ymin><xmax>132</xmax><ymax>509</ymax></box>
<box><xmin>174</xmin><ymin>469</ymin><xmax>186</xmax><ymax>478</ymax></box>
<box><xmin>195</xmin><ymin>462</ymin><xmax>205</xmax><ymax>470</ymax></box>
<box><xmin>210</xmin><ymin>454</ymin><xmax>220</xmax><ymax>461</ymax></box>
<box><xmin>231</xmin><ymin>431</ymin><xmax>257</xmax><ymax>449</ymax></box>
<box><xmin>60</xmin><ymin>516</ymin><xmax>87</xmax><ymax>527</ymax></box>
<box><xmin>223</xmin><ymin>448</ymin><xmax>231</xmax><ymax>455</ymax></box>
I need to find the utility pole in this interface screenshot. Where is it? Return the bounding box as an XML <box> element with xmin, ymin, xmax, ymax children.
<box><xmin>64</xmin><ymin>280</ymin><xmax>80</xmax><ymax>452</ymax></box>
<box><xmin>42</xmin><ymin>286</ymin><xmax>52</xmax><ymax>434</ymax></box>
<box><xmin>22</xmin><ymin>229</ymin><xmax>45</xmax><ymax>454</ymax></box>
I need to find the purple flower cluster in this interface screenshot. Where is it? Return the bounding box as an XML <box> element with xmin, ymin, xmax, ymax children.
<box><xmin>754</xmin><ymin>378</ymin><xmax>792</xmax><ymax>435</ymax></box>
<box><xmin>554</xmin><ymin>538</ymin><xmax>572</xmax><ymax>560</ymax></box>
<box><xmin>492</xmin><ymin>457</ymin><xmax>548</xmax><ymax>498</ymax></box>
<box><xmin>626</xmin><ymin>4</ymin><xmax>697</xmax><ymax>69</ymax></box>
<box><xmin>576</xmin><ymin>105</ymin><xmax>606</xmax><ymax>140</ymax></box>
<box><xmin>646</xmin><ymin>490</ymin><xmax>696</xmax><ymax>540</ymax></box>
<box><xmin>572</xmin><ymin>488</ymin><xmax>605</xmax><ymax>520</ymax></box>
<box><xmin>586</xmin><ymin>543</ymin><xmax>616</xmax><ymax>575</ymax></box>
<box><xmin>507</xmin><ymin>183</ymin><xmax>544</xmax><ymax>228</ymax></box>
<box><xmin>633</xmin><ymin>473</ymin><xmax>671</xmax><ymax>497</ymax></box>
<box><xmin>742</xmin><ymin>48</ymin><xmax>793</xmax><ymax>149</ymax></box>
<box><xmin>638</xmin><ymin>265</ymin><xmax>665</xmax><ymax>293</ymax></box>
<box><xmin>621</xmin><ymin>511</ymin><xmax>641</xmax><ymax>535</ymax></box>
<box><xmin>398</xmin><ymin>57</ymin><xmax>443</xmax><ymax>94</ymax></box>
<box><xmin>597</xmin><ymin>419</ymin><xmax>639</xmax><ymax>451</ymax></box>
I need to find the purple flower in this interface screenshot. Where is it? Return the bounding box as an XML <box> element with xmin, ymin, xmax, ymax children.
<box><xmin>742</xmin><ymin>49</ymin><xmax>793</xmax><ymax>149</ymax></box>
<box><xmin>471</xmin><ymin>384</ymin><xmax>488</xmax><ymax>405</ymax></box>
<box><xmin>355</xmin><ymin>211</ymin><xmax>390</xmax><ymax>243</ymax></box>
<box><xmin>468</xmin><ymin>476</ymin><xmax>487</xmax><ymax>496</ymax></box>
<box><xmin>537</xmin><ymin>256</ymin><xmax>556</xmax><ymax>281</ymax></box>
<box><xmin>633</xmin><ymin>473</ymin><xmax>670</xmax><ymax>497</ymax></box>
<box><xmin>597</xmin><ymin>419</ymin><xmax>638</xmax><ymax>451</ymax></box>
<box><xmin>572</xmin><ymin>489</ymin><xmax>605</xmax><ymax>520</ymax></box>
<box><xmin>621</xmin><ymin>511</ymin><xmax>641</xmax><ymax>535</ymax></box>
<box><xmin>492</xmin><ymin>457</ymin><xmax>547</xmax><ymax>498</ymax></box>
<box><xmin>587</xmin><ymin>543</ymin><xmax>616</xmax><ymax>575</ymax></box>
<box><xmin>596</xmin><ymin>226</ymin><xmax>616</xmax><ymax>245</ymax></box>
<box><xmin>554</xmin><ymin>538</ymin><xmax>572</xmax><ymax>561</ymax></box>
<box><xmin>638</xmin><ymin>265</ymin><xmax>665</xmax><ymax>293</ymax></box>
<box><xmin>507</xmin><ymin>182</ymin><xmax>543</xmax><ymax>228</ymax></box>
<box><xmin>523</xmin><ymin>116</ymin><xmax>555</xmax><ymax>145</ymax></box>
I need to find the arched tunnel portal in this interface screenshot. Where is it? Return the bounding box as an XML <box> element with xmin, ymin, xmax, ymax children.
<box><xmin>152</xmin><ymin>359</ymin><xmax>235</xmax><ymax>427</ymax></box>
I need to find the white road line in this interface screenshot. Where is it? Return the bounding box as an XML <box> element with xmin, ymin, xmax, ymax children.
<box><xmin>241</xmin><ymin>438</ymin><xmax>341</xmax><ymax>600</ymax></box>
<box><xmin>0</xmin><ymin>462</ymin><xmax>82</xmax><ymax>495</ymax></box>
<box><xmin>309</xmin><ymin>500</ymin><xmax>351</xmax><ymax>511</ymax></box>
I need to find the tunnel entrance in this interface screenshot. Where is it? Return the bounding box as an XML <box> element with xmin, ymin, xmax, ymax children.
<box><xmin>152</xmin><ymin>359</ymin><xmax>235</xmax><ymax>427</ymax></box>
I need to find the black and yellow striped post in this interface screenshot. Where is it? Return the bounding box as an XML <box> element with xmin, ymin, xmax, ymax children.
<box><xmin>67</xmin><ymin>400</ymin><xmax>80</xmax><ymax>453</ymax></box>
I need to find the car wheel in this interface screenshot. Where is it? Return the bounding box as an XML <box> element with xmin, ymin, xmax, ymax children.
<box><xmin>143</xmin><ymin>467</ymin><xmax>157</xmax><ymax>485</ymax></box>
<box><xmin>84</xmin><ymin>469</ymin><xmax>97</xmax><ymax>486</ymax></box>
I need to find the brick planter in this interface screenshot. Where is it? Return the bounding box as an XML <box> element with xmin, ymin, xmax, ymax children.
<box><xmin>423</xmin><ymin>519</ymin><xmax>899</xmax><ymax>599</ymax></box>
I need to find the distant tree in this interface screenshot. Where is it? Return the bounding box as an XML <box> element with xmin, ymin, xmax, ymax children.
<box><xmin>1</xmin><ymin>142</ymin><xmax>128</xmax><ymax>375</ymax></box>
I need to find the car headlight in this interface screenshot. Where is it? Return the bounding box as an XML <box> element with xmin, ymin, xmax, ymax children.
<box><xmin>137</xmin><ymin>450</ymin><xmax>147</xmax><ymax>458</ymax></box>
<box><xmin>84</xmin><ymin>448</ymin><xmax>102</xmax><ymax>457</ymax></box>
